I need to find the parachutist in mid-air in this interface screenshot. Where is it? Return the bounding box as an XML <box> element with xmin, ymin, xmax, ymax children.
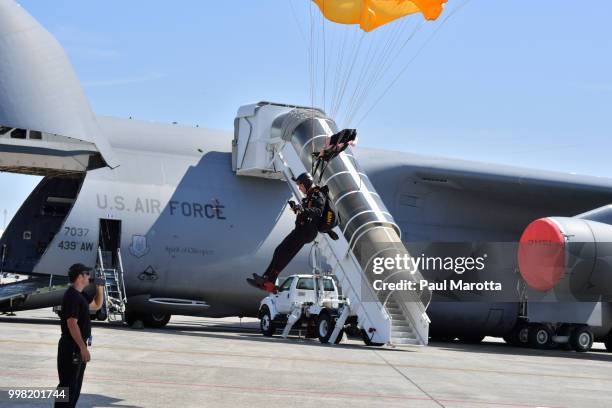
<box><xmin>247</xmin><ymin>172</ymin><xmax>339</xmax><ymax>292</ymax></box>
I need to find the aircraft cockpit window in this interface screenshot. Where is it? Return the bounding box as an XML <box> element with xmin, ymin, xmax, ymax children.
<box><xmin>11</xmin><ymin>128</ymin><xmax>26</xmax><ymax>139</ymax></box>
<box><xmin>29</xmin><ymin>130</ymin><xmax>42</xmax><ymax>140</ymax></box>
<box><xmin>0</xmin><ymin>126</ymin><xmax>11</xmax><ymax>135</ymax></box>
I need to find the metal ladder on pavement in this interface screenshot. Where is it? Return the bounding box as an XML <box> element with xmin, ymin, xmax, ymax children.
<box><xmin>96</xmin><ymin>247</ymin><xmax>127</xmax><ymax>322</ymax></box>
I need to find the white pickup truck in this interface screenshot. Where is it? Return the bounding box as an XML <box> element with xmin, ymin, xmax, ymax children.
<box><xmin>258</xmin><ymin>274</ymin><xmax>365</xmax><ymax>344</ymax></box>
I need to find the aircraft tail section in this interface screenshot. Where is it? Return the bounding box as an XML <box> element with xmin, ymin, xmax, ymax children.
<box><xmin>0</xmin><ymin>0</ymin><xmax>118</xmax><ymax>174</ymax></box>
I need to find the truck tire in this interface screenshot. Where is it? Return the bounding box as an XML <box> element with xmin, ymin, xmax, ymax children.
<box><xmin>259</xmin><ymin>306</ymin><xmax>275</xmax><ymax>337</ymax></box>
<box><xmin>569</xmin><ymin>326</ymin><xmax>593</xmax><ymax>352</ymax></box>
<box><xmin>317</xmin><ymin>311</ymin><xmax>342</xmax><ymax>344</ymax></box>
<box><xmin>528</xmin><ymin>324</ymin><xmax>553</xmax><ymax>349</ymax></box>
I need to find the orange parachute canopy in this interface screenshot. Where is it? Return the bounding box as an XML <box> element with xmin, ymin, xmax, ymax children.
<box><xmin>312</xmin><ymin>0</ymin><xmax>447</xmax><ymax>32</ymax></box>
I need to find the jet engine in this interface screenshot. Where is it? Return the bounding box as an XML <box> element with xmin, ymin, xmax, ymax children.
<box><xmin>518</xmin><ymin>205</ymin><xmax>612</xmax><ymax>300</ymax></box>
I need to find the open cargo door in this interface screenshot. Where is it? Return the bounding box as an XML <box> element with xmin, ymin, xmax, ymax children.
<box><xmin>0</xmin><ymin>0</ymin><xmax>118</xmax><ymax>176</ymax></box>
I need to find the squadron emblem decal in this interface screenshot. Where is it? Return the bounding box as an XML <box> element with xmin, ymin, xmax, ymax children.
<box><xmin>129</xmin><ymin>234</ymin><xmax>150</xmax><ymax>258</ymax></box>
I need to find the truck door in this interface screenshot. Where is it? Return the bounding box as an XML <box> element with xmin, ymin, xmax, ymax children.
<box><xmin>274</xmin><ymin>277</ymin><xmax>294</xmax><ymax>314</ymax></box>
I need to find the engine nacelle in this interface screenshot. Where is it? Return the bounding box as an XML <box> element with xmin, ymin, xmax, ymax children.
<box><xmin>518</xmin><ymin>205</ymin><xmax>612</xmax><ymax>300</ymax></box>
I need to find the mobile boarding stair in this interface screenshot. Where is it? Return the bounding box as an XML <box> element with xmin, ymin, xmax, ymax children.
<box><xmin>232</xmin><ymin>102</ymin><xmax>431</xmax><ymax>346</ymax></box>
<box><xmin>96</xmin><ymin>247</ymin><xmax>127</xmax><ymax>322</ymax></box>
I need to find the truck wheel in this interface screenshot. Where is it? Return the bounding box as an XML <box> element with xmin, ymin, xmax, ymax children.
<box><xmin>361</xmin><ymin>329</ymin><xmax>384</xmax><ymax>347</ymax></box>
<box><xmin>143</xmin><ymin>313</ymin><xmax>171</xmax><ymax>328</ymax></box>
<box><xmin>570</xmin><ymin>326</ymin><xmax>593</xmax><ymax>352</ymax></box>
<box><xmin>528</xmin><ymin>324</ymin><xmax>553</xmax><ymax>349</ymax></box>
<box><xmin>259</xmin><ymin>306</ymin><xmax>275</xmax><ymax>337</ymax></box>
<box><xmin>317</xmin><ymin>312</ymin><xmax>338</xmax><ymax>344</ymax></box>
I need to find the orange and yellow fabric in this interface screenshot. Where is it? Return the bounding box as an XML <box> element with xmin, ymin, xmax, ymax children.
<box><xmin>312</xmin><ymin>0</ymin><xmax>447</xmax><ymax>32</ymax></box>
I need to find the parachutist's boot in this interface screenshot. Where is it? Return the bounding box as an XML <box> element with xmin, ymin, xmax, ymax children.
<box><xmin>246</xmin><ymin>273</ymin><xmax>266</xmax><ymax>290</ymax></box>
<box><xmin>263</xmin><ymin>281</ymin><xmax>277</xmax><ymax>293</ymax></box>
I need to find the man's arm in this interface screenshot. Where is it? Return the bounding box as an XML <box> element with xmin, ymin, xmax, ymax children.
<box><xmin>66</xmin><ymin>318</ymin><xmax>91</xmax><ymax>362</ymax></box>
<box><xmin>88</xmin><ymin>285</ymin><xmax>104</xmax><ymax>311</ymax></box>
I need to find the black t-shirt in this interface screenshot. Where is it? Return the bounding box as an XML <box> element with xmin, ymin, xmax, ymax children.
<box><xmin>60</xmin><ymin>286</ymin><xmax>93</xmax><ymax>344</ymax></box>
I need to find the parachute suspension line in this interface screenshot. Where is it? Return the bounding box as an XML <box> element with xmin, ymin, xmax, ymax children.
<box><xmin>347</xmin><ymin>19</ymin><xmax>425</xmax><ymax>126</ymax></box>
<box><xmin>340</xmin><ymin>29</ymin><xmax>379</xmax><ymax>126</ymax></box>
<box><xmin>356</xmin><ymin>0</ymin><xmax>473</xmax><ymax>126</ymax></box>
<box><xmin>322</xmin><ymin>0</ymin><xmax>326</xmax><ymax>114</ymax></box>
<box><xmin>288</xmin><ymin>0</ymin><xmax>307</xmax><ymax>46</ymax></box>
<box><xmin>344</xmin><ymin>19</ymin><xmax>409</xmax><ymax>126</ymax></box>
<box><xmin>331</xmin><ymin>31</ymin><xmax>366</xmax><ymax>125</ymax></box>
<box><xmin>329</xmin><ymin>26</ymin><xmax>350</xmax><ymax>119</ymax></box>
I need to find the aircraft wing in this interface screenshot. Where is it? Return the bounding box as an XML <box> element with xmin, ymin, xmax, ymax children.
<box><xmin>357</xmin><ymin>148</ymin><xmax>612</xmax><ymax>240</ymax></box>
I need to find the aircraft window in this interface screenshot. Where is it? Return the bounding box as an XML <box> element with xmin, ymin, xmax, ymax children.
<box><xmin>11</xmin><ymin>128</ymin><xmax>26</xmax><ymax>139</ymax></box>
<box><xmin>296</xmin><ymin>278</ymin><xmax>315</xmax><ymax>290</ymax></box>
<box><xmin>323</xmin><ymin>278</ymin><xmax>335</xmax><ymax>291</ymax></box>
<box><xmin>278</xmin><ymin>277</ymin><xmax>294</xmax><ymax>292</ymax></box>
<box><xmin>0</xmin><ymin>126</ymin><xmax>11</xmax><ymax>135</ymax></box>
<box><xmin>29</xmin><ymin>130</ymin><xmax>42</xmax><ymax>140</ymax></box>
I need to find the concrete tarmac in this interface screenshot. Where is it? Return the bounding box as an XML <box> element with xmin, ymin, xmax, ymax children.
<box><xmin>0</xmin><ymin>309</ymin><xmax>610</xmax><ymax>408</ymax></box>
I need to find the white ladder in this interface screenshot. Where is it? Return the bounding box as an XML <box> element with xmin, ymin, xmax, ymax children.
<box><xmin>96</xmin><ymin>247</ymin><xmax>127</xmax><ymax>322</ymax></box>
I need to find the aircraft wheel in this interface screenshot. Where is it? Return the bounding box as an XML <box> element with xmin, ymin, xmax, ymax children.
<box><xmin>604</xmin><ymin>335</ymin><xmax>612</xmax><ymax>352</ymax></box>
<box><xmin>569</xmin><ymin>326</ymin><xmax>593</xmax><ymax>352</ymax></box>
<box><xmin>143</xmin><ymin>313</ymin><xmax>171</xmax><ymax>328</ymax></box>
<box><xmin>124</xmin><ymin>309</ymin><xmax>143</xmax><ymax>326</ymax></box>
<box><xmin>528</xmin><ymin>324</ymin><xmax>553</xmax><ymax>349</ymax></box>
<box><xmin>259</xmin><ymin>306</ymin><xmax>275</xmax><ymax>337</ymax></box>
<box><xmin>94</xmin><ymin>309</ymin><xmax>108</xmax><ymax>321</ymax></box>
<box><xmin>504</xmin><ymin>322</ymin><xmax>529</xmax><ymax>346</ymax></box>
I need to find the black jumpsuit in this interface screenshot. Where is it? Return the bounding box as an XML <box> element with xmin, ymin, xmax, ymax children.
<box><xmin>262</xmin><ymin>188</ymin><xmax>325</xmax><ymax>282</ymax></box>
<box><xmin>55</xmin><ymin>286</ymin><xmax>92</xmax><ymax>408</ymax></box>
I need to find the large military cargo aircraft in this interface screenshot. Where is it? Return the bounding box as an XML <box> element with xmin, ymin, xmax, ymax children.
<box><xmin>1</xmin><ymin>0</ymin><xmax>611</xmax><ymax>350</ymax></box>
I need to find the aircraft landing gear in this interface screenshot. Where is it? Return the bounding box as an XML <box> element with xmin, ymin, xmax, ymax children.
<box><xmin>569</xmin><ymin>325</ymin><xmax>594</xmax><ymax>353</ymax></box>
<box><xmin>604</xmin><ymin>333</ymin><xmax>612</xmax><ymax>352</ymax></box>
<box><xmin>528</xmin><ymin>323</ymin><xmax>554</xmax><ymax>349</ymax></box>
<box><xmin>503</xmin><ymin>321</ymin><xmax>529</xmax><ymax>347</ymax></box>
<box><xmin>125</xmin><ymin>310</ymin><xmax>171</xmax><ymax>328</ymax></box>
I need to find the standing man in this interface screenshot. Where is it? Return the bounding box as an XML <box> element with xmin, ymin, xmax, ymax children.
<box><xmin>55</xmin><ymin>263</ymin><xmax>104</xmax><ymax>408</ymax></box>
<box><xmin>247</xmin><ymin>172</ymin><xmax>325</xmax><ymax>292</ymax></box>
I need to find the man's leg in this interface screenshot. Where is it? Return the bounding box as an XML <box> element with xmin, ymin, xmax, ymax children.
<box><xmin>71</xmin><ymin>362</ymin><xmax>87</xmax><ymax>407</ymax></box>
<box><xmin>262</xmin><ymin>228</ymin><xmax>309</xmax><ymax>283</ymax></box>
<box><xmin>55</xmin><ymin>340</ymin><xmax>77</xmax><ymax>408</ymax></box>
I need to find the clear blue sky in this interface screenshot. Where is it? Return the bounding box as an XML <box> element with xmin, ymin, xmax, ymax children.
<box><xmin>1</xmin><ymin>0</ymin><xmax>611</xmax><ymax>228</ymax></box>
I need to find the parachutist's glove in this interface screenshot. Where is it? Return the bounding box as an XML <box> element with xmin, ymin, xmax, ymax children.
<box><xmin>94</xmin><ymin>270</ymin><xmax>106</xmax><ymax>287</ymax></box>
<box><xmin>288</xmin><ymin>200</ymin><xmax>303</xmax><ymax>213</ymax></box>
